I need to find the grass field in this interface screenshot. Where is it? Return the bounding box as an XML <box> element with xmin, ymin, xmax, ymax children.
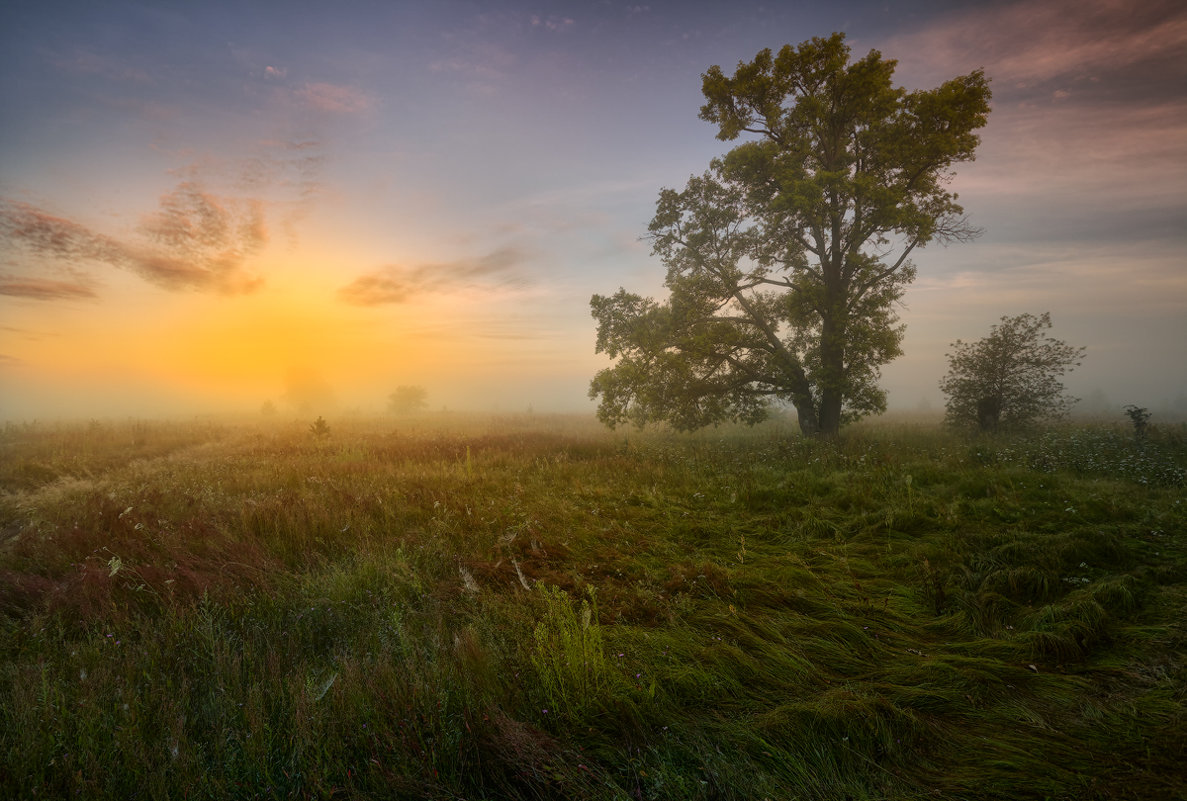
<box><xmin>1</xmin><ymin>413</ymin><xmax>1184</xmax><ymax>800</ymax></box>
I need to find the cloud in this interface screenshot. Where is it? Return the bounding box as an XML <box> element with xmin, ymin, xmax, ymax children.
<box><xmin>338</xmin><ymin>246</ymin><xmax>529</xmax><ymax>306</ymax></box>
<box><xmin>51</xmin><ymin>48</ymin><xmax>153</xmax><ymax>84</ymax></box>
<box><xmin>296</xmin><ymin>81</ymin><xmax>372</xmax><ymax>113</ymax></box>
<box><xmin>0</xmin><ymin>324</ymin><xmax>55</xmax><ymax>341</ymax></box>
<box><xmin>140</xmin><ymin>182</ymin><xmax>267</xmax><ymax>255</ymax></box>
<box><xmin>877</xmin><ymin>0</ymin><xmax>1187</xmax><ymax>253</ymax></box>
<box><xmin>264</xmin><ymin>65</ymin><xmax>287</xmax><ymax>79</ymax></box>
<box><xmin>429</xmin><ymin>39</ymin><xmax>518</xmax><ymax>95</ymax></box>
<box><xmin>958</xmin><ymin>99</ymin><xmax>1187</xmax><ymax>192</ymax></box>
<box><xmin>887</xmin><ymin>0</ymin><xmax>1187</xmax><ymax>94</ymax></box>
<box><xmin>0</xmin><ymin>276</ymin><xmax>98</xmax><ymax>301</ymax></box>
<box><xmin>530</xmin><ymin>14</ymin><xmax>576</xmax><ymax>32</ymax></box>
<box><xmin>0</xmin><ymin>185</ymin><xmax>267</xmax><ymax>296</ymax></box>
<box><xmin>241</xmin><ymin>138</ymin><xmax>326</xmax><ymax>199</ymax></box>
<box><xmin>0</xmin><ymin>354</ymin><xmax>24</xmax><ymax>367</ymax></box>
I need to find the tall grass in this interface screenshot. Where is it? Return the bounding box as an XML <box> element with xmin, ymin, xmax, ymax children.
<box><xmin>1</xmin><ymin>414</ymin><xmax>1184</xmax><ymax>799</ymax></box>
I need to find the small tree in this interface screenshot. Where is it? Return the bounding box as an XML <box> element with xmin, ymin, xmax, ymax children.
<box><xmin>389</xmin><ymin>385</ymin><xmax>428</xmax><ymax>415</ymax></box>
<box><xmin>1123</xmin><ymin>405</ymin><xmax>1151</xmax><ymax>440</ymax></box>
<box><xmin>309</xmin><ymin>416</ymin><xmax>331</xmax><ymax>439</ymax></box>
<box><xmin>939</xmin><ymin>312</ymin><xmax>1084</xmax><ymax>431</ymax></box>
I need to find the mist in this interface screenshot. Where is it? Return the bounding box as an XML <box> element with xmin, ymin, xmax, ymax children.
<box><xmin>2</xmin><ymin>0</ymin><xmax>1184</xmax><ymax>426</ymax></box>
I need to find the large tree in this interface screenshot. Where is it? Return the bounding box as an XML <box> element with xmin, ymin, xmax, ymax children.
<box><xmin>939</xmin><ymin>312</ymin><xmax>1085</xmax><ymax>432</ymax></box>
<box><xmin>590</xmin><ymin>34</ymin><xmax>991</xmax><ymax>436</ymax></box>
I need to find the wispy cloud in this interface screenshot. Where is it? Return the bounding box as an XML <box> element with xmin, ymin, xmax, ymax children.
<box><xmin>239</xmin><ymin>138</ymin><xmax>326</xmax><ymax>200</ymax></box>
<box><xmin>296</xmin><ymin>81</ymin><xmax>372</xmax><ymax>113</ymax></box>
<box><xmin>50</xmin><ymin>47</ymin><xmax>153</xmax><ymax>84</ymax></box>
<box><xmin>0</xmin><ymin>324</ymin><xmax>56</xmax><ymax>341</ymax></box>
<box><xmin>887</xmin><ymin>0</ymin><xmax>1187</xmax><ymax>94</ymax></box>
<box><xmin>880</xmin><ymin>0</ymin><xmax>1187</xmax><ymax>250</ymax></box>
<box><xmin>140</xmin><ymin>183</ymin><xmax>266</xmax><ymax>254</ymax></box>
<box><xmin>0</xmin><ymin>276</ymin><xmax>98</xmax><ymax>301</ymax></box>
<box><xmin>530</xmin><ymin>14</ymin><xmax>576</xmax><ymax>32</ymax></box>
<box><xmin>956</xmin><ymin>100</ymin><xmax>1187</xmax><ymax>195</ymax></box>
<box><xmin>430</xmin><ymin>33</ymin><xmax>519</xmax><ymax>96</ymax></box>
<box><xmin>338</xmin><ymin>246</ymin><xmax>529</xmax><ymax>306</ymax></box>
<box><xmin>0</xmin><ymin>183</ymin><xmax>268</xmax><ymax>296</ymax></box>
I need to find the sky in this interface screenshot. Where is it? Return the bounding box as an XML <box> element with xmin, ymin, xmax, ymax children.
<box><xmin>1</xmin><ymin>0</ymin><xmax>1185</xmax><ymax>420</ymax></box>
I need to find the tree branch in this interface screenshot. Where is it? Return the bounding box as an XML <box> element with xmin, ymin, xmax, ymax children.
<box><xmin>849</xmin><ymin>238</ymin><xmax>918</xmax><ymax>305</ymax></box>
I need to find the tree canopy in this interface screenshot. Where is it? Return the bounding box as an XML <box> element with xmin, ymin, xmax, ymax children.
<box><xmin>590</xmin><ymin>33</ymin><xmax>991</xmax><ymax>436</ymax></box>
<box><xmin>389</xmin><ymin>385</ymin><xmax>428</xmax><ymax>415</ymax></box>
<box><xmin>939</xmin><ymin>312</ymin><xmax>1085</xmax><ymax>431</ymax></box>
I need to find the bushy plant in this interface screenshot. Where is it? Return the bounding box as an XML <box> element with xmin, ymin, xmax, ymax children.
<box><xmin>309</xmin><ymin>416</ymin><xmax>331</xmax><ymax>439</ymax></box>
<box><xmin>940</xmin><ymin>312</ymin><xmax>1084</xmax><ymax>431</ymax></box>
<box><xmin>1124</xmin><ymin>404</ymin><xmax>1151</xmax><ymax>439</ymax></box>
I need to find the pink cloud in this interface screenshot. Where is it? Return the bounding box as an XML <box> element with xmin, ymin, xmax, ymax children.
<box><xmin>296</xmin><ymin>82</ymin><xmax>371</xmax><ymax>113</ymax></box>
<box><xmin>0</xmin><ymin>276</ymin><xmax>98</xmax><ymax>301</ymax></box>
<box><xmin>0</xmin><ymin>185</ymin><xmax>268</xmax><ymax>297</ymax></box>
<box><xmin>875</xmin><ymin>0</ymin><xmax>1187</xmax><ymax>216</ymax></box>
<box><xmin>339</xmin><ymin>246</ymin><xmax>529</xmax><ymax>306</ymax></box>
<box><xmin>886</xmin><ymin>0</ymin><xmax>1187</xmax><ymax>86</ymax></box>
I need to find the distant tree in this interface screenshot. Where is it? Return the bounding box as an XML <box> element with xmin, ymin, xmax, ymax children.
<box><xmin>389</xmin><ymin>385</ymin><xmax>428</xmax><ymax>415</ymax></box>
<box><xmin>589</xmin><ymin>33</ymin><xmax>991</xmax><ymax>437</ymax></box>
<box><xmin>939</xmin><ymin>312</ymin><xmax>1084</xmax><ymax>432</ymax></box>
<box><xmin>260</xmin><ymin>400</ymin><xmax>277</xmax><ymax>417</ymax></box>
<box><xmin>282</xmin><ymin>370</ymin><xmax>335</xmax><ymax>414</ymax></box>
<box><xmin>309</xmin><ymin>416</ymin><xmax>331</xmax><ymax>439</ymax></box>
<box><xmin>1123</xmin><ymin>405</ymin><xmax>1151</xmax><ymax>440</ymax></box>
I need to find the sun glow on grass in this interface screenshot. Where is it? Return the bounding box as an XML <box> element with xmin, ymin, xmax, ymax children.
<box><xmin>1</xmin><ymin>415</ymin><xmax>1184</xmax><ymax>798</ymax></box>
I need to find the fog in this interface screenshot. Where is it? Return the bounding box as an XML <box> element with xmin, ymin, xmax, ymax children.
<box><xmin>2</xmin><ymin>0</ymin><xmax>1184</xmax><ymax>426</ymax></box>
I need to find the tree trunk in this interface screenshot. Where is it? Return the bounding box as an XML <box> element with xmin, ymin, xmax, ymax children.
<box><xmin>977</xmin><ymin>395</ymin><xmax>1002</xmax><ymax>432</ymax></box>
<box><xmin>817</xmin><ymin>303</ymin><xmax>845</xmax><ymax>437</ymax></box>
<box><xmin>818</xmin><ymin>391</ymin><xmax>842</xmax><ymax>437</ymax></box>
<box><xmin>794</xmin><ymin>401</ymin><xmax>821</xmax><ymax>437</ymax></box>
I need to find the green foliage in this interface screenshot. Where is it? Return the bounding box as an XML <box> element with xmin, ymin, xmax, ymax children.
<box><xmin>591</xmin><ymin>33</ymin><xmax>991</xmax><ymax>436</ymax></box>
<box><xmin>1</xmin><ymin>415</ymin><xmax>1184</xmax><ymax>799</ymax></box>
<box><xmin>940</xmin><ymin>312</ymin><xmax>1085</xmax><ymax>432</ymax></box>
<box><xmin>530</xmin><ymin>584</ymin><xmax>616</xmax><ymax>720</ymax></box>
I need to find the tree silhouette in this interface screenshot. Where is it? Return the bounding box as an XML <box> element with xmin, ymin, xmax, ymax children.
<box><xmin>389</xmin><ymin>385</ymin><xmax>428</xmax><ymax>415</ymax></box>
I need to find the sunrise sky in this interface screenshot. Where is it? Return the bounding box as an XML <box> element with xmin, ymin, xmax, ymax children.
<box><xmin>2</xmin><ymin>0</ymin><xmax>1184</xmax><ymax>420</ymax></box>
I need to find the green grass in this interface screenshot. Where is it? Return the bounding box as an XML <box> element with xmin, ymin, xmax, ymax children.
<box><xmin>1</xmin><ymin>414</ymin><xmax>1184</xmax><ymax>799</ymax></box>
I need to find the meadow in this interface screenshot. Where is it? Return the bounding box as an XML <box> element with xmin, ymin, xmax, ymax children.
<box><xmin>1</xmin><ymin>413</ymin><xmax>1183</xmax><ymax>800</ymax></box>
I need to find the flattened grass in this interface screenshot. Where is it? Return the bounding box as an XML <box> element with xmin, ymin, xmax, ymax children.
<box><xmin>1</xmin><ymin>415</ymin><xmax>1184</xmax><ymax>799</ymax></box>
